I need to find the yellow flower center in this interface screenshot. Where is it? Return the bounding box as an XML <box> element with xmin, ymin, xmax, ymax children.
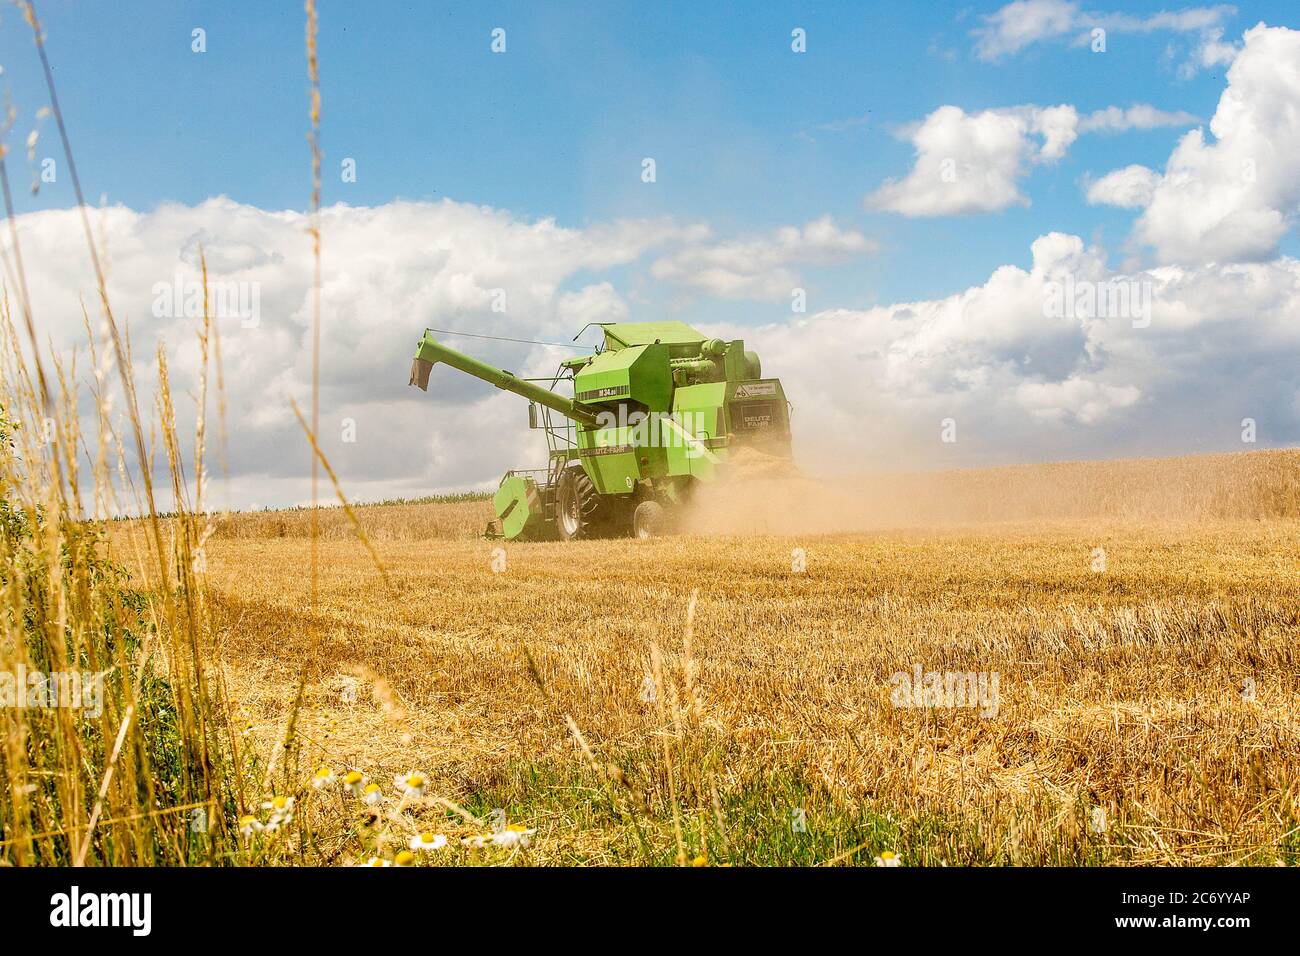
<box><xmin>272</xmin><ymin>796</ymin><xmax>288</xmax><ymax>810</ymax></box>
<box><xmin>395</xmin><ymin>851</ymin><xmax>415</xmax><ymax>866</ymax></box>
<box><xmin>344</xmin><ymin>771</ymin><xmax>363</xmax><ymax>784</ymax></box>
<box><xmin>421</xmin><ymin>832</ymin><xmax>436</xmax><ymax>844</ymax></box>
<box><xmin>880</xmin><ymin>851</ymin><xmax>896</xmax><ymax>860</ymax></box>
<box><xmin>364</xmin><ymin>783</ymin><xmax>380</xmax><ymax>793</ymax></box>
<box><xmin>315</xmin><ymin>767</ymin><xmax>332</xmax><ymax>778</ymax></box>
<box><xmin>406</xmin><ymin>774</ymin><xmax>424</xmax><ymax>788</ymax></box>
<box><xmin>239</xmin><ymin>815</ymin><xmax>256</xmax><ymax>827</ymax></box>
<box><xmin>507</xmin><ymin>823</ymin><xmax>526</xmax><ymax>832</ymax></box>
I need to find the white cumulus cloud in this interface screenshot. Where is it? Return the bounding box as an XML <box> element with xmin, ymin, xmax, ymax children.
<box><xmin>866</xmin><ymin>105</ymin><xmax>1079</xmax><ymax>216</ymax></box>
<box><xmin>1086</xmin><ymin>165</ymin><xmax>1161</xmax><ymax>208</ymax></box>
<box><xmin>0</xmin><ymin>197</ymin><xmax>703</xmax><ymax>508</ymax></box>
<box><xmin>1016</xmin><ymin>377</ymin><xmax>1142</xmax><ymax>424</ymax></box>
<box><xmin>650</xmin><ymin>216</ymin><xmax>876</xmax><ymax>300</ymax></box>
<box><xmin>973</xmin><ymin>0</ymin><xmax>1237</xmax><ymax>73</ymax></box>
<box><xmin>7</xmin><ymin>187</ymin><xmax>1299</xmax><ymax>506</ymax></box>
<box><xmin>1087</xmin><ymin>24</ymin><xmax>1300</xmax><ymax>264</ymax></box>
<box><xmin>973</xmin><ymin>0</ymin><xmax>1081</xmax><ymax>61</ymax></box>
<box><xmin>1078</xmin><ymin>104</ymin><xmax>1200</xmax><ymax>133</ymax></box>
<box><xmin>868</xmin><ymin>100</ymin><xmax>1199</xmax><ymax>218</ymax></box>
<box><xmin>707</xmin><ymin>232</ymin><xmax>1300</xmax><ymax>471</ymax></box>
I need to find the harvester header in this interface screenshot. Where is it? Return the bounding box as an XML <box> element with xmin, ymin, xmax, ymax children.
<box><xmin>408</xmin><ymin>321</ymin><xmax>791</xmax><ymax>540</ymax></box>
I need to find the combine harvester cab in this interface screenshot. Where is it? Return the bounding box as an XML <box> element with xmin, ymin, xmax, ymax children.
<box><xmin>409</xmin><ymin>320</ymin><xmax>792</xmax><ymax>540</ymax></box>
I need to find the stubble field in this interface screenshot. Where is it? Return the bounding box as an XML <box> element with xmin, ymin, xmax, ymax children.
<box><xmin>149</xmin><ymin>451</ymin><xmax>1300</xmax><ymax>866</ymax></box>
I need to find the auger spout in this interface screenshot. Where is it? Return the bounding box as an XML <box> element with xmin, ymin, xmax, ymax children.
<box><xmin>409</xmin><ymin>331</ymin><xmax>600</xmax><ymax>427</ymax></box>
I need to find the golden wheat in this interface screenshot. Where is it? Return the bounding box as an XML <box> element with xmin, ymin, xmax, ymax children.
<box><xmin>129</xmin><ymin>480</ymin><xmax>1299</xmax><ymax>866</ymax></box>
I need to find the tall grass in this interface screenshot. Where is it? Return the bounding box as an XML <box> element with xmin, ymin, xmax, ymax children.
<box><xmin>0</xmin><ymin>1</ymin><xmax>412</xmax><ymax>868</ymax></box>
<box><xmin>0</xmin><ymin>0</ymin><xmax>244</xmax><ymax>866</ymax></box>
<box><xmin>0</xmin><ymin>292</ymin><xmax>241</xmax><ymax>864</ymax></box>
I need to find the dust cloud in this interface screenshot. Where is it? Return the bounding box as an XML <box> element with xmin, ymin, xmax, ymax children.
<box><xmin>683</xmin><ymin>448</ymin><xmax>1300</xmax><ymax>534</ymax></box>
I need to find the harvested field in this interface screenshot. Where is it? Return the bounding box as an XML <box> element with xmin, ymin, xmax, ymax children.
<box><xmin>138</xmin><ymin>450</ymin><xmax>1300</xmax><ymax>866</ymax></box>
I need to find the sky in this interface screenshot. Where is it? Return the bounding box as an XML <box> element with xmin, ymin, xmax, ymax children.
<box><xmin>0</xmin><ymin>1</ymin><xmax>1297</xmax><ymax>510</ymax></box>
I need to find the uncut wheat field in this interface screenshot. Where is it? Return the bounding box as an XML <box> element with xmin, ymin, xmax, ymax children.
<box><xmin>100</xmin><ymin>449</ymin><xmax>1299</xmax><ymax>867</ymax></box>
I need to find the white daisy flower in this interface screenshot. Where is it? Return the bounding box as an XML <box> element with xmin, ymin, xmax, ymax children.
<box><xmin>874</xmin><ymin>851</ymin><xmax>902</xmax><ymax>867</ymax></box>
<box><xmin>362</xmin><ymin>782</ymin><xmax>384</xmax><ymax>806</ymax></box>
<box><xmin>342</xmin><ymin>770</ymin><xmax>366</xmax><ymax>796</ymax></box>
<box><xmin>238</xmin><ymin>815</ymin><xmax>262</xmax><ymax>838</ymax></box>
<box><xmin>409</xmin><ymin>832</ymin><xmax>448</xmax><ymax>852</ymax></box>
<box><xmin>492</xmin><ymin>824</ymin><xmax>536</xmax><ymax>849</ymax></box>
<box><xmin>393</xmin><ymin>771</ymin><xmax>428</xmax><ymax>799</ymax></box>
<box><xmin>261</xmin><ymin>795</ymin><xmax>295</xmax><ymax>829</ymax></box>
<box><xmin>355</xmin><ymin>857</ymin><xmax>391</xmax><ymax>867</ymax></box>
<box><xmin>311</xmin><ymin>766</ymin><xmax>337</xmax><ymax>790</ymax></box>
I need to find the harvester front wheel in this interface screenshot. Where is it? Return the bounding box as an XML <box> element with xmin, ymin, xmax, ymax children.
<box><xmin>632</xmin><ymin>500</ymin><xmax>666</xmax><ymax>539</ymax></box>
<box><xmin>556</xmin><ymin>466</ymin><xmax>601</xmax><ymax>541</ymax></box>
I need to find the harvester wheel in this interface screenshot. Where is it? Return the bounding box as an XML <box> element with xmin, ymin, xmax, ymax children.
<box><xmin>632</xmin><ymin>500</ymin><xmax>666</xmax><ymax>539</ymax></box>
<box><xmin>556</xmin><ymin>466</ymin><xmax>601</xmax><ymax>540</ymax></box>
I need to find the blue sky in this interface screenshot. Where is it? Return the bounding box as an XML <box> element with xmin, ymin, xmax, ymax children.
<box><xmin>2</xmin><ymin>1</ymin><xmax>1290</xmax><ymax>311</ymax></box>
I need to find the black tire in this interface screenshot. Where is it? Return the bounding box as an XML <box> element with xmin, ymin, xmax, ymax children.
<box><xmin>632</xmin><ymin>500</ymin><xmax>666</xmax><ymax>539</ymax></box>
<box><xmin>556</xmin><ymin>466</ymin><xmax>601</xmax><ymax>540</ymax></box>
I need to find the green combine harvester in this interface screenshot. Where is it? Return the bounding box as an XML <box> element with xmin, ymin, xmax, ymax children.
<box><xmin>409</xmin><ymin>321</ymin><xmax>792</xmax><ymax>540</ymax></box>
